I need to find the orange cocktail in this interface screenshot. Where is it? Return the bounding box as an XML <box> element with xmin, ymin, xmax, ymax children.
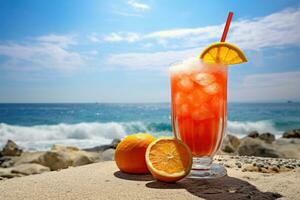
<box><xmin>170</xmin><ymin>58</ymin><xmax>227</xmax><ymax>177</ymax></box>
<box><xmin>169</xmin><ymin>12</ymin><xmax>248</xmax><ymax>178</ymax></box>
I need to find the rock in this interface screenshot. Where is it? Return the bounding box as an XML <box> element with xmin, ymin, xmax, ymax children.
<box><xmin>38</xmin><ymin>145</ymin><xmax>101</xmax><ymax>171</ymax></box>
<box><xmin>228</xmin><ymin>134</ymin><xmax>241</xmax><ymax>149</ymax></box>
<box><xmin>111</xmin><ymin>139</ymin><xmax>121</xmax><ymax>148</ymax></box>
<box><xmin>11</xmin><ymin>163</ymin><xmax>50</xmax><ymax>175</ymax></box>
<box><xmin>101</xmin><ymin>149</ymin><xmax>115</xmax><ymax>161</ymax></box>
<box><xmin>283</xmin><ymin>129</ymin><xmax>300</xmax><ymax>138</ymax></box>
<box><xmin>274</xmin><ymin>138</ymin><xmax>300</xmax><ymax>159</ymax></box>
<box><xmin>0</xmin><ymin>156</ymin><xmax>12</xmax><ymax>166</ymax></box>
<box><xmin>84</xmin><ymin>138</ymin><xmax>121</xmax><ymax>152</ymax></box>
<box><xmin>13</xmin><ymin>152</ymin><xmax>45</xmax><ymax>166</ymax></box>
<box><xmin>0</xmin><ymin>168</ymin><xmax>23</xmax><ymax>179</ymax></box>
<box><xmin>259</xmin><ymin>132</ymin><xmax>275</xmax><ymax>143</ymax></box>
<box><xmin>247</xmin><ymin>131</ymin><xmax>259</xmax><ymax>138</ymax></box>
<box><xmin>221</xmin><ymin>134</ymin><xmax>241</xmax><ymax>153</ymax></box>
<box><xmin>0</xmin><ymin>158</ymin><xmax>14</xmax><ymax>168</ymax></box>
<box><xmin>1</xmin><ymin>140</ymin><xmax>23</xmax><ymax>156</ymax></box>
<box><xmin>222</xmin><ymin>143</ymin><xmax>235</xmax><ymax>153</ymax></box>
<box><xmin>238</xmin><ymin>137</ymin><xmax>282</xmax><ymax>158</ymax></box>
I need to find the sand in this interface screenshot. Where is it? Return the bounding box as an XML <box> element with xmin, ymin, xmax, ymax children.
<box><xmin>0</xmin><ymin>160</ymin><xmax>299</xmax><ymax>200</ymax></box>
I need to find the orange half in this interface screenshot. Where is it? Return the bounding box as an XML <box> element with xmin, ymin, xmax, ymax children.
<box><xmin>145</xmin><ymin>137</ymin><xmax>192</xmax><ymax>182</ymax></box>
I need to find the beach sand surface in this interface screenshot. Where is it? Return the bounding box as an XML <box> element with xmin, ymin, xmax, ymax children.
<box><xmin>0</xmin><ymin>160</ymin><xmax>299</xmax><ymax>200</ymax></box>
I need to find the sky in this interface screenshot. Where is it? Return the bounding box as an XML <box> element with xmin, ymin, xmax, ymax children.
<box><xmin>0</xmin><ymin>0</ymin><xmax>300</xmax><ymax>103</ymax></box>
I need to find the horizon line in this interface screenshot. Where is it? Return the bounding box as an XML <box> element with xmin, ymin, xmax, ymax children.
<box><xmin>0</xmin><ymin>101</ymin><xmax>299</xmax><ymax>104</ymax></box>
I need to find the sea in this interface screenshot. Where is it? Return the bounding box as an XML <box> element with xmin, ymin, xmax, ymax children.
<box><xmin>0</xmin><ymin>103</ymin><xmax>299</xmax><ymax>151</ymax></box>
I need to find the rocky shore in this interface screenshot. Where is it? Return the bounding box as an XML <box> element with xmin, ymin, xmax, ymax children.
<box><xmin>0</xmin><ymin>129</ymin><xmax>299</xmax><ymax>180</ymax></box>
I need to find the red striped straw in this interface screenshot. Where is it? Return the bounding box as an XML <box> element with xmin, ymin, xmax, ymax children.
<box><xmin>220</xmin><ymin>12</ymin><xmax>233</xmax><ymax>42</ymax></box>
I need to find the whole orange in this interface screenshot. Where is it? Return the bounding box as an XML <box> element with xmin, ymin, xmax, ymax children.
<box><xmin>115</xmin><ymin>133</ymin><xmax>156</xmax><ymax>174</ymax></box>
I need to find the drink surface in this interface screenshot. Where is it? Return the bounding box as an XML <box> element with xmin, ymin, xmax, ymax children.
<box><xmin>170</xmin><ymin>58</ymin><xmax>227</xmax><ymax>157</ymax></box>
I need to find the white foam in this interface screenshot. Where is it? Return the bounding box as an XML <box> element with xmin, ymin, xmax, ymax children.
<box><xmin>0</xmin><ymin>122</ymin><xmax>127</xmax><ymax>151</ymax></box>
<box><xmin>169</xmin><ymin>57</ymin><xmax>228</xmax><ymax>77</ymax></box>
<box><xmin>0</xmin><ymin>120</ymin><xmax>282</xmax><ymax>150</ymax></box>
<box><xmin>226</xmin><ymin>120</ymin><xmax>281</xmax><ymax>138</ymax></box>
<box><xmin>169</xmin><ymin>57</ymin><xmax>201</xmax><ymax>74</ymax></box>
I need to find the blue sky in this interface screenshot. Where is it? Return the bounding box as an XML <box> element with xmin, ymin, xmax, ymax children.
<box><xmin>0</xmin><ymin>0</ymin><xmax>300</xmax><ymax>103</ymax></box>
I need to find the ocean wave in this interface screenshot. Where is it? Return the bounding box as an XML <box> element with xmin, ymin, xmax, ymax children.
<box><xmin>0</xmin><ymin>120</ymin><xmax>281</xmax><ymax>150</ymax></box>
<box><xmin>0</xmin><ymin>121</ymin><xmax>173</xmax><ymax>151</ymax></box>
<box><xmin>227</xmin><ymin>120</ymin><xmax>281</xmax><ymax>137</ymax></box>
<box><xmin>0</xmin><ymin>122</ymin><xmax>128</xmax><ymax>150</ymax></box>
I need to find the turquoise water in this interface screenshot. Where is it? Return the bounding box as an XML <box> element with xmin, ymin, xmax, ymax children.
<box><xmin>0</xmin><ymin>103</ymin><xmax>299</xmax><ymax>150</ymax></box>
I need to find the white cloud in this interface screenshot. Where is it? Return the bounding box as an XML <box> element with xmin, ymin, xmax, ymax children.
<box><xmin>106</xmin><ymin>48</ymin><xmax>201</xmax><ymax>70</ymax></box>
<box><xmin>0</xmin><ymin>34</ymin><xmax>84</xmax><ymax>70</ymax></box>
<box><xmin>86</xmin><ymin>50</ymin><xmax>99</xmax><ymax>55</ymax></box>
<box><xmin>127</xmin><ymin>0</ymin><xmax>151</xmax><ymax>11</ymax></box>
<box><xmin>112</xmin><ymin>10</ymin><xmax>143</xmax><ymax>17</ymax></box>
<box><xmin>103</xmin><ymin>7</ymin><xmax>300</xmax><ymax>50</ymax></box>
<box><xmin>88</xmin><ymin>33</ymin><xmax>101</xmax><ymax>43</ymax></box>
<box><xmin>145</xmin><ymin>25</ymin><xmax>222</xmax><ymax>40</ymax></box>
<box><xmin>102</xmin><ymin>32</ymin><xmax>141</xmax><ymax>42</ymax></box>
<box><xmin>36</xmin><ymin>34</ymin><xmax>77</xmax><ymax>47</ymax></box>
<box><xmin>229</xmin><ymin>7</ymin><xmax>300</xmax><ymax>50</ymax></box>
<box><xmin>229</xmin><ymin>71</ymin><xmax>300</xmax><ymax>102</ymax></box>
<box><xmin>104</xmin><ymin>6</ymin><xmax>300</xmax><ymax>71</ymax></box>
<box><xmin>143</xmin><ymin>42</ymin><xmax>153</xmax><ymax>48</ymax></box>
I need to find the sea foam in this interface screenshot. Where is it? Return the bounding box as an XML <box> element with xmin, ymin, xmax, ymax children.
<box><xmin>227</xmin><ymin>120</ymin><xmax>281</xmax><ymax>138</ymax></box>
<box><xmin>0</xmin><ymin>120</ymin><xmax>281</xmax><ymax>150</ymax></box>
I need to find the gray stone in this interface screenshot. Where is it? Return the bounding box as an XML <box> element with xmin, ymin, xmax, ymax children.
<box><xmin>247</xmin><ymin>131</ymin><xmax>259</xmax><ymax>138</ymax></box>
<box><xmin>38</xmin><ymin>145</ymin><xmax>101</xmax><ymax>171</ymax></box>
<box><xmin>238</xmin><ymin>137</ymin><xmax>282</xmax><ymax>158</ymax></box>
<box><xmin>13</xmin><ymin>152</ymin><xmax>45</xmax><ymax>166</ymax></box>
<box><xmin>259</xmin><ymin>132</ymin><xmax>275</xmax><ymax>143</ymax></box>
<box><xmin>221</xmin><ymin>134</ymin><xmax>241</xmax><ymax>153</ymax></box>
<box><xmin>111</xmin><ymin>139</ymin><xmax>121</xmax><ymax>148</ymax></box>
<box><xmin>283</xmin><ymin>129</ymin><xmax>300</xmax><ymax>138</ymax></box>
<box><xmin>101</xmin><ymin>149</ymin><xmax>115</xmax><ymax>161</ymax></box>
<box><xmin>11</xmin><ymin>163</ymin><xmax>50</xmax><ymax>175</ymax></box>
<box><xmin>0</xmin><ymin>168</ymin><xmax>22</xmax><ymax>179</ymax></box>
<box><xmin>1</xmin><ymin>140</ymin><xmax>23</xmax><ymax>156</ymax></box>
<box><xmin>84</xmin><ymin>138</ymin><xmax>121</xmax><ymax>152</ymax></box>
<box><xmin>0</xmin><ymin>159</ymin><xmax>14</xmax><ymax>168</ymax></box>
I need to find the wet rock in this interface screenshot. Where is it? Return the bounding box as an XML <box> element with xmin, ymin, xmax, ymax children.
<box><xmin>283</xmin><ymin>129</ymin><xmax>300</xmax><ymax>138</ymax></box>
<box><xmin>238</xmin><ymin>137</ymin><xmax>282</xmax><ymax>158</ymax></box>
<box><xmin>259</xmin><ymin>132</ymin><xmax>275</xmax><ymax>144</ymax></box>
<box><xmin>247</xmin><ymin>131</ymin><xmax>259</xmax><ymax>138</ymax></box>
<box><xmin>1</xmin><ymin>140</ymin><xmax>23</xmax><ymax>156</ymax></box>
<box><xmin>38</xmin><ymin>145</ymin><xmax>101</xmax><ymax>171</ymax></box>
<box><xmin>11</xmin><ymin>163</ymin><xmax>50</xmax><ymax>175</ymax></box>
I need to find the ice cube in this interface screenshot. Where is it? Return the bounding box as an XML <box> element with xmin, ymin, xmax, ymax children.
<box><xmin>177</xmin><ymin>76</ymin><xmax>194</xmax><ymax>92</ymax></box>
<box><xmin>177</xmin><ymin>104</ymin><xmax>190</xmax><ymax>117</ymax></box>
<box><xmin>194</xmin><ymin>73</ymin><xmax>216</xmax><ymax>86</ymax></box>
<box><xmin>191</xmin><ymin>105</ymin><xmax>214</xmax><ymax>121</ymax></box>
<box><xmin>187</xmin><ymin>88</ymin><xmax>211</xmax><ymax>104</ymax></box>
<box><xmin>175</xmin><ymin>92</ymin><xmax>187</xmax><ymax>106</ymax></box>
<box><xmin>204</xmin><ymin>83</ymin><xmax>220</xmax><ymax>95</ymax></box>
<box><xmin>210</xmin><ymin>96</ymin><xmax>223</xmax><ymax>112</ymax></box>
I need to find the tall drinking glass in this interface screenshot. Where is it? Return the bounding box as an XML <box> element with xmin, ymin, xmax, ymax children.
<box><xmin>170</xmin><ymin>58</ymin><xmax>227</xmax><ymax>178</ymax></box>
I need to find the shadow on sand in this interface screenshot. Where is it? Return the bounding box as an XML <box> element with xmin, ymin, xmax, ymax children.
<box><xmin>114</xmin><ymin>171</ymin><xmax>154</xmax><ymax>181</ymax></box>
<box><xmin>146</xmin><ymin>176</ymin><xmax>282</xmax><ymax>200</ymax></box>
<box><xmin>114</xmin><ymin>171</ymin><xmax>282</xmax><ymax>199</ymax></box>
